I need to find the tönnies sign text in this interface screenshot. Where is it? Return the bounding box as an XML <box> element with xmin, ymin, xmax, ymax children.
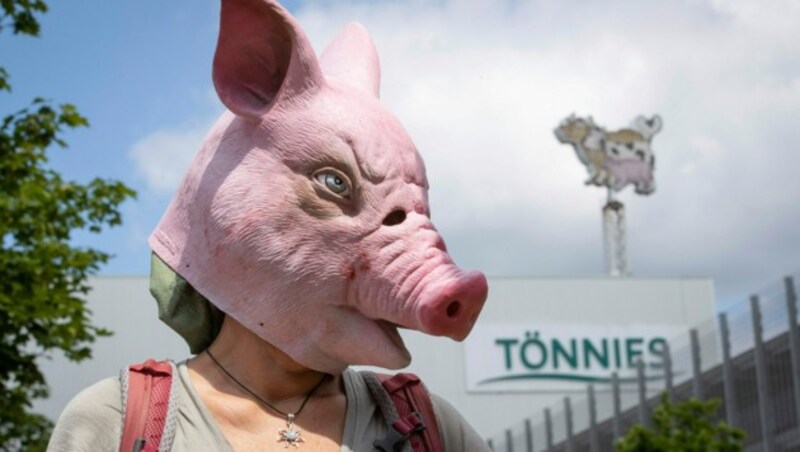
<box><xmin>464</xmin><ymin>324</ymin><xmax>686</xmax><ymax>392</ymax></box>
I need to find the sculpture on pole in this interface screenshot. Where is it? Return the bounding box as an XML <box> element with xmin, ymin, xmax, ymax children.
<box><xmin>555</xmin><ymin>114</ymin><xmax>662</xmax><ymax>276</ymax></box>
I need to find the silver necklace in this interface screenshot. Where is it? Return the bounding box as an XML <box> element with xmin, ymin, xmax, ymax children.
<box><xmin>206</xmin><ymin>349</ymin><xmax>328</xmax><ymax>448</ymax></box>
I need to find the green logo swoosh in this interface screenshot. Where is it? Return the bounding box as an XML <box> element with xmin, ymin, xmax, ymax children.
<box><xmin>478</xmin><ymin>372</ymin><xmax>675</xmax><ymax>385</ymax></box>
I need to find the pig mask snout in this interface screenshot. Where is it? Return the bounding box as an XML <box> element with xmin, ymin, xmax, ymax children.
<box><xmin>352</xmin><ymin>210</ymin><xmax>488</xmax><ymax>343</ymax></box>
<box><xmin>415</xmin><ymin>269</ymin><xmax>488</xmax><ymax>340</ymax></box>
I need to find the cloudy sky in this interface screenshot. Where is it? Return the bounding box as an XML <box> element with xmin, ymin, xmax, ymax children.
<box><xmin>2</xmin><ymin>0</ymin><xmax>799</xmax><ymax>303</ymax></box>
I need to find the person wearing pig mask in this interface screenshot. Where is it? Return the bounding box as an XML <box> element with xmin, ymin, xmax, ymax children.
<box><xmin>48</xmin><ymin>0</ymin><xmax>489</xmax><ymax>450</ymax></box>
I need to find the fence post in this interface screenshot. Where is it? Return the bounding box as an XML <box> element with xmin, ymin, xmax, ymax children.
<box><xmin>505</xmin><ymin>429</ymin><xmax>514</xmax><ymax>452</ymax></box>
<box><xmin>636</xmin><ymin>359</ymin><xmax>649</xmax><ymax>427</ymax></box>
<box><xmin>587</xmin><ymin>384</ymin><xmax>599</xmax><ymax>452</ymax></box>
<box><xmin>690</xmin><ymin>328</ymin><xmax>703</xmax><ymax>399</ymax></box>
<box><xmin>612</xmin><ymin>371</ymin><xmax>621</xmax><ymax>440</ymax></box>
<box><xmin>785</xmin><ymin>276</ymin><xmax>800</xmax><ymax>432</ymax></box>
<box><xmin>719</xmin><ymin>312</ymin><xmax>738</xmax><ymax>428</ymax></box>
<box><xmin>663</xmin><ymin>340</ymin><xmax>674</xmax><ymax>400</ymax></box>
<box><xmin>564</xmin><ymin>397</ymin><xmax>574</xmax><ymax>452</ymax></box>
<box><xmin>751</xmin><ymin>295</ymin><xmax>775</xmax><ymax>452</ymax></box>
<box><xmin>524</xmin><ymin>418</ymin><xmax>533</xmax><ymax>452</ymax></box>
<box><xmin>544</xmin><ymin>408</ymin><xmax>553</xmax><ymax>452</ymax></box>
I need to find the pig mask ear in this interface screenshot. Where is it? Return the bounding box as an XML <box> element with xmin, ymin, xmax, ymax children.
<box><xmin>213</xmin><ymin>0</ymin><xmax>325</xmax><ymax>118</ymax></box>
<box><xmin>319</xmin><ymin>22</ymin><xmax>381</xmax><ymax>98</ymax></box>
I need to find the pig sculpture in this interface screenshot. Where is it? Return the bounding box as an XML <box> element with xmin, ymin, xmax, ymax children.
<box><xmin>50</xmin><ymin>1</ymin><xmax>491</xmax><ymax>450</ymax></box>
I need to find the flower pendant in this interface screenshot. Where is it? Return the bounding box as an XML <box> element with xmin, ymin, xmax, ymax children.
<box><xmin>277</xmin><ymin>414</ymin><xmax>304</xmax><ymax>448</ymax></box>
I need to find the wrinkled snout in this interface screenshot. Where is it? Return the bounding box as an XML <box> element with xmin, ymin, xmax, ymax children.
<box><xmin>350</xmin><ymin>210</ymin><xmax>489</xmax><ymax>344</ymax></box>
<box><xmin>415</xmin><ymin>269</ymin><xmax>488</xmax><ymax>340</ymax></box>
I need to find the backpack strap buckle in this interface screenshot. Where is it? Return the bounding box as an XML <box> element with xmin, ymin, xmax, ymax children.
<box><xmin>362</xmin><ymin>371</ymin><xmax>444</xmax><ymax>452</ymax></box>
<box><xmin>374</xmin><ymin>412</ymin><xmax>426</xmax><ymax>451</ymax></box>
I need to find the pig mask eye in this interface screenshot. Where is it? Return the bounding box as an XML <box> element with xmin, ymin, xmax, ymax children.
<box><xmin>313</xmin><ymin>169</ymin><xmax>352</xmax><ymax>199</ymax></box>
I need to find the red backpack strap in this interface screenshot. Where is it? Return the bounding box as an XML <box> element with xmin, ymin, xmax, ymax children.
<box><xmin>362</xmin><ymin>371</ymin><xmax>445</xmax><ymax>452</ymax></box>
<box><xmin>119</xmin><ymin>359</ymin><xmax>177</xmax><ymax>452</ymax></box>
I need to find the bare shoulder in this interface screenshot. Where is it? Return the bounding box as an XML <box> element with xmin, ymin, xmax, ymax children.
<box><xmin>47</xmin><ymin>377</ymin><xmax>122</xmax><ymax>452</ymax></box>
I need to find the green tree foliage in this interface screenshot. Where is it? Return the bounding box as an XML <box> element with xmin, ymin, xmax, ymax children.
<box><xmin>1</xmin><ymin>0</ymin><xmax>48</xmax><ymax>91</ymax></box>
<box><xmin>0</xmin><ymin>0</ymin><xmax>48</xmax><ymax>36</ymax></box>
<box><xmin>1</xmin><ymin>2</ymin><xmax>136</xmax><ymax>450</ymax></box>
<box><xmin>616</xmin><ymin>394</ymin><xmax>746</xmax><ymax>452</ymax></box>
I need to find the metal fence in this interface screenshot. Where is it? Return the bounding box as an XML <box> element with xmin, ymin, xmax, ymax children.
<box><xmin>486</xmin><ymin>273</ymin><xmax>800</xmax><ymax>452</ymax></box>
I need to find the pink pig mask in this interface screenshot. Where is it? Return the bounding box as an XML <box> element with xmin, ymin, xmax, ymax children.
<box><xmin>149</xmin><ymin>0</ymin><xmax>488</xmax><ymax>374</ymax></box>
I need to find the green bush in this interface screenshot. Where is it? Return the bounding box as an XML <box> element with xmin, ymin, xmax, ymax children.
<box><xmin>616</xmin><ymin>394</ymin><xmax>745</xmax><ymax>452</ymax></box>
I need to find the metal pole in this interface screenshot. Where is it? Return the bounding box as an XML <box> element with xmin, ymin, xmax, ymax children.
<box><xmin>544</xmin><ymin>408</ymin><xmax>554</xmax><ymax>452</ymax></box>
<box><xmin>523</xmin><ymin>418</ymin><xmax>533</xmax><ymax>452</ymax></box>
<box><xmin>587</xmin><ymin>384</ymin><xmax>599</xmax><ymax>452</ymax></box>
<box><xmin>663</xmin><ymin>340</ymin><xmax>674</xmax><ymax>400</ymax></box>
<box><xmin>636</xmin><ymin>359</ymin><xmax>649</xmax><ymax>427</ymax></box>
<box><xmin>602</xmin><ymin>199</ymin><xmax>628</xmax><ymax>277</ymax></box>
<box><xmin>785</xmin><ymin>276</ymin><xmax>800</xmax><ymax>432</ymax></box>
<box><xmin>719</xmin><ymin>312</ymin><xmax>738</xmax><ymax>428</ymax></box>
<box><xmin>751</xmin><ymin>295</ymin><xmax>775</xmax><ymax>452</ymax></box>
<box><xmin>612</xmin><ymin>371</ymin><xmax>621</xmax><ymax>440</ymax></box>
<box><xmin>505</xmin><ymin>429</ymin><xmax>514</xmax><ymax>452</ymax></box>
<box><xmin>690</xmin><ymin>328</ymin><xmax>703</xmax><ymax>399</ymax></box>
<box><xmin>564</xmin><ymin>397</ymin><xmax>574</xmax><ymax>452</ymax></box>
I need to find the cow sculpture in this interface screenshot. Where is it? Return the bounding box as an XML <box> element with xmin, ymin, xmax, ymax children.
<box><xmin>49</xmin><ymin>0</ymin><xmax>490</xmax><ymax>450</ymax></box>
<box><xmin>555</xmin><ymin>114</ymin><xmax>662</xmax><ymax>194</ymax></box>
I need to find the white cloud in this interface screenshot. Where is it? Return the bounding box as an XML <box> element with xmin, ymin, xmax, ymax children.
<box><xmin>709</xmin><ymin>0</ymin><xmax>800</xmax><ymax>36</ymax></box>
<box><xmin>126</xmin><ymin>0</ymin><xmax>800</xmax><ymax>298</ymax></box>
<box><xmin>689</xmin><ymin>135</ymin><xmax>724</xmax><ymax>161</ymax></box>
<box><xmin>128</xmin><ymin>122</ymin><xmax>213</xmax><ymax>195</ymax></box>
<box><xmin>680</xmin><ymin>163</ymin><xmax>698</xmax><ymax>175</ymax></box>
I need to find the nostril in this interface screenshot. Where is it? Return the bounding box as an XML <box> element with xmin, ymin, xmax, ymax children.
<box><xmin>383</xmin><ymin>210</ymin><xmax>407</xmax><ymax>226</ymax></box>
<box><xmin>446</xmin><ymin>301</ymin><xmax>461</xmax><ymax>318</ymax></box>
